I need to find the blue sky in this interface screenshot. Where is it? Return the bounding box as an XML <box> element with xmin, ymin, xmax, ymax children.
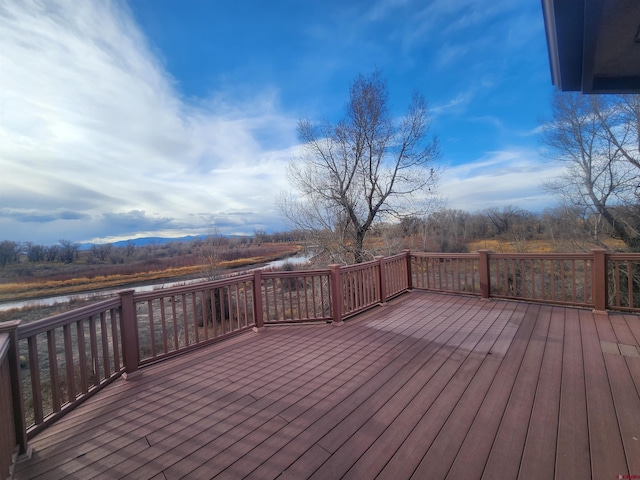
<box><xmin>0</xmin><ymin>0</ymin><xmax>562</xmax><ymax>245</ymax></box>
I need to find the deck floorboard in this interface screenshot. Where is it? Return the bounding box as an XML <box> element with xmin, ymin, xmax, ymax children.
<box><xmin>13</xmin><ymin>291</ymin><xmax>640</xmax><ymax>480</ymax></box>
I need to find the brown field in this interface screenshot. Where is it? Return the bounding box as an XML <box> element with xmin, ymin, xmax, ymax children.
<box><xmin>0</xmin><ymin>244</ymin><xmax>302</xmax><ymax>325</ymax></box>
<box><xmin>466</xmin><ymin>237</ymin><xmax>627</xmax><ymax>253</ymax></box>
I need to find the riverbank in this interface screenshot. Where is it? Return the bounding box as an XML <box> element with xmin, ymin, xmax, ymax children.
<box><xmin>0</xmin><ymin>248</ymin><xmax>302</xmax><ymax>302</ymax></box>
<box><xmin>0</xmin><ymin>249</ymin><xmax>309</xmax><ymax>323</ymax></box>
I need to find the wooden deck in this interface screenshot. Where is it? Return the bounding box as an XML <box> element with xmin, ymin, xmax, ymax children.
<box><xmin>13</xmin><ymin>291</ymin><xmax>640</xmax><ymax>480</ymax></box>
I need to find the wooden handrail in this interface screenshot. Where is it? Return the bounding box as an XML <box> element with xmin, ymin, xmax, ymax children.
<box><xmin>0</xmin><ymin>320</ymin><xmax>27</xmax><ymax>476</ymax></box>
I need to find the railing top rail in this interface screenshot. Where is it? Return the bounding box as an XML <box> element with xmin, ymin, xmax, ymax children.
<box><xmin>486</xmin><ymin>252</ymin><xmax>593</xmax><ymax>259</ymax></box>
<box><xmin>411</xmin><ymin>252</ymin><xmax>478</xmax><ymax>259</ymax></box>
<box><xmin>17</xmin><ymin>297</ymin><xmax>121</xmax><ymax>339</ymax></box>
<box><xmin>133</xmin><ymin>273</ymin><xmax>255</xmax><ymax>302</ymax></box>
<box><xmin>411</xmin><ymin>251</ymin><xmax>599</xmax><ymax>260</ymax></box>
<box><xmin>0</xmin><ymin>333</ymin><xmax>10</xmax><ymax>365</ymax></box>
<box><xmin>341</xmin><ymin>259</ymin><xmax>379</xmax><ymax>272</ymax></box>
<box><xmin>606</xmin><ymin>253</ymin><xmax>640</xmax><ymax>260</ymax></box>
<box><xmin>261</xmin><ymin>269</ymin><xmax>330</xmax><ymax>279</ymax></box>
<box><xmin>383</xmin><ymin>252</ymin><xmax>408</xmax><ymax>261</ymax></box>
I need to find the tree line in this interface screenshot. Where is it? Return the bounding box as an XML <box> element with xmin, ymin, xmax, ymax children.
<box><xmin>0</xmin><ymin>203</ymin><xmax>631</xmax><ymax>271</ymax></box>
<box><xmin>0</xmin><ymin>230</ymin><xmax>307</xmax><ymax>270</ymax></box>
<box><xmin>392</xmin><ymin>204</ymin><xmax>627</xmax><ymax>254</ymax></box>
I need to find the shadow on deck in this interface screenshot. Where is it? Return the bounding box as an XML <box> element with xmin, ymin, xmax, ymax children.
<box><xmin>13</xmin><ymin>291</ymin><xmax>640</xmax><ymax>480</ymax></box>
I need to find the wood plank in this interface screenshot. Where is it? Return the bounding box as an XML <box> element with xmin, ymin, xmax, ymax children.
<box><xmin>21</xmin><ymin>322</ymin><xmax>360</xmax><ymax>472</ymax></box>
<box><xmin>517</xmin><ymin>306</ymin><xmax>564</xmax><ymax>480</ymax></box>
<box><xmin>601</xmin><ymin>341</ymin><xmax>621</xmax><ymax>355</ymax></box>
<box><xmin>619</xmin><ymin>344</ymin><xmax>640</xmax><ymax>358</ymax></box>
<box><xmin>180</xmin><ymin>294</ymin><xmax>464</xmax><ymax>478</ymax></box>
<box><xmin>308</xmin><ymin>301</ymin><xmax>510</xmax><ymax>480</ymax></box>
<box><xmin>216</xmin><ymin>296</ymin><xmax>478</xmax><ymax>480</ymax></box>
<box><xmin>400</xmin><ymin>310</ymin><xmax>520</xmax><ymax>479</ymax></box>
<box><xmin>601</xmin><ymin>353</ymin><xmax>640</xmax><ymax>474</ymax></box>
<box><xmin>445</xmin><ymin>304</ymin><xmax>540</xmax><ymax>480</ymax></box>
<box><xmin>480</xmin><ymin>305</ymin><xmax>551</xmax><ymax>480</ymax></box>
<box><xmin>227</xmin><ymin>295</ymin><xmax>477</xmax><ymax>480</ymax></box>
<box><xmin>554</xmin><ymin>308</ymin><xmax>590</xmax><ymax>480</ymax></box>
<box><xmin>579</xmin><ymin>309</ymin><xmax>628</xmax><ymax>479</ymax></box>
<box><xmin>622</xmin><ymin>313</ymin><xmax>640</xmax><ymax>346</ymax></box>
<box><xmin>88</xmin><ymin>330</ymin><xmax>401</xmax><ymax>478</ymax></box>
<box><xmin>28</xmin><ymin>321</ymin><xmax>337</xmax><ymax>449</ymax></box>
<box><xmin>591</xmin><ymin>311</ymin><xmax>640</xmax><ymax>474</ymax></box>
<box><xmin>341</xmin><ymin>303</ymin><xmax>518</xmax><ymax>480</ymax></box>
<box><xmin>609</xmin><ymin>313</ymin><xmax>639</xmax><ymax>346</ymax></box>
<box><xmin>89</xmin><ymin>294</ymin><xmax>463</xmax><ymax>479</ymax></box>
<box><xmin>318</xmin><ymin>300</ymin><xmax>501</xmax><ymax>454</ymax></box>
<box><xmin>23</xmin><ymin>342</ymin><xmax>314</xmax><ymax>472</ymax></box>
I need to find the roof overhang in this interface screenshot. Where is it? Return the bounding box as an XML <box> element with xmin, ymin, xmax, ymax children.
<box><xmin>541</xmin><ymin>0</ymin><xmax>640</xmax><ymax>93</ymax></box>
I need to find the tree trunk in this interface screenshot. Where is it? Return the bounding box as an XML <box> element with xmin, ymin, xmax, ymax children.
<box><xmin>354</xmin><ymin>230</ymin><xmax>366</xmax><ymax>263</ymax></box>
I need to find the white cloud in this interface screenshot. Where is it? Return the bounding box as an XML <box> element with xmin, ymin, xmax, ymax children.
<box><xmin>0</xmin><ymin>0</ymin><xmax>296</xmax><ymax>244</ymax></box>
<box><xmin>440</xmin><ymin>148</ymin><xmax>563</xmax><ymax>212</ymax></box>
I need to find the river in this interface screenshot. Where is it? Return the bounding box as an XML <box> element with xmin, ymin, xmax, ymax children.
<box><xmin>0</xmin><ymin>253</ymin><xmax>313</xmax><ymax>312</ymax></box>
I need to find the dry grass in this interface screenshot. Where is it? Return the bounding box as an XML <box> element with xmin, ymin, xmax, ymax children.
<box><xmin>466</xmin><ymin>239</ymin><xmax>558</xmax><ymax>253</ymax></box>
<box><xmin>0</xmin><ymin>265</ymin><xmax>204</xmax><ymax>301</ymax></box>
<box><xmin>0</xmin><ymin>251</ymin><xmax>298</xmax><ymax>303</ymax></box>
<box><xmin>466</xmin><ymin>237</ymin><xmax>628</xmax><ymax>253</ymax></box>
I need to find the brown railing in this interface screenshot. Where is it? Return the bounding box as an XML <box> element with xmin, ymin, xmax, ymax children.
<box><xmin>411</xmin><ymin>253</ymin><xmax>480</xmax><ymax>295</ymax></box>
<box><xmin>409</xmin><ymin>249</ymin><xmax>640</xmax><ymax>313</ymax></box>
<box><xmin>16</xmin><ymin>298</ymin><xmax>124</xmax><ymax>437</ymax></box>
<box><xmin>488</xmin><ymin>253</ymin><xmax>593</xmax><ymax>307</ymax></box>
<box><xmin>2</xmin><ymin>248</ymin><xmax>639</xmax><ymax>454</ymax></box>
<box><xmin>0</xmin><ymin>333</ymin><xmax>15</xmax><ymax>480</ymax></box>
<box><xmin>340</xmin><ymin>260</ymin><xmax>381</xmax><ymax>318</ymax></box>
<box><xmin>134</xmin><ymin>274</ymin><xmax>256</xmax><ymax>365</ymax></box>
<box><xmin>607</xmin><ymin>253</ymin><xmax>640</xmax><ymax>311</ymax></box>
<box><xmin>0</xmin><ymin>321</ymin><xmax>26</xmax><ymax>480</ymax></box>
<box><xmin>260</xmin><ymin>269</ymin><xmax>332</xmax><ymax>324</ymax></box>
<box><xmin>382</xmin><ymin>253</ymin><xmax>411</xmax><ymax>299</ymax></box>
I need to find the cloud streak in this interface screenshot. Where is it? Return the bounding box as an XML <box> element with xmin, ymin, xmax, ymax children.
<box><xmin>0</xmin><ymin>0</ymin><xmax>295</xmax><ymax>244</ymax></box>
<box><xmin>440</xmin><ymin>148</ymin><xmax>563</xmax><ymax>212</ymax></box>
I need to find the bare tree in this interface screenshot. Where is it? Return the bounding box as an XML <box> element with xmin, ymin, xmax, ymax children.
<box><xmin>89</xmin><ymin>243</ymin><xmax>112</xmax><ymax>263</ymax></box>
<box><xmin>421</xmin><ymin>209</ymin><xmax>471</xmax><ymax>253</ymax></box>
<box><xmin>44</xmin><ymin>245</ymin><xmax>59</xmax><ymax>262</ymax></box>
<box><xmin>200</xmin><ymin>227</ymin><xmax>225</xmax><ymax>281</ymax></box>
<box><xmin>25</xmin><ymin>242</ymin><xmax>46</xmax><ymax>263</ymax></box>
<box><xmin>58</xmin><ymin>239</ymin><xmax>80</xmax><ymax>264</ymax></box>
<box><xmin>541</xmin><ymin>205</ymin><xmax>598</xmax><ymax>252</ymax></box>
<box><xmin>279</xmin><ymin>71</ymin><xmax>440</xmax><ymax>263</ymax></box>
<box><xmin>542</xmin><ymin>92</ymin><xmax>640</xmax><ymax>251</ymax></box>
<box><xmin>0</xmin><ymin>240</ymin><xmax>20</xmax><ymax>267</ymax></box>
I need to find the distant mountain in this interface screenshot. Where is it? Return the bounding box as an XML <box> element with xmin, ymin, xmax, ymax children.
<box><xmin>79</xmin><ymin>234</ymin><xmax>214</xmax><ymax>250</ymax></box>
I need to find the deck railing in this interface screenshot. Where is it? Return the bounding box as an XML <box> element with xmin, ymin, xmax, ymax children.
<box><xmin>260</xmin><ymin>269</ymin><xmax>332</xmax><ymax>324</ymax></box>
<box><xmin>15</xmin><ymin>298</ymin><xmax>124</xmax><ymax>438</ymax></box>
<box><xmin>0</xmin><ymin>321</ymin><xmax>26</xmax><ymax>480</ymax></box>
<box><xmin>1</xmin><ymin>248</ymin><xmax>639</xmax><ymax>473</ymax></box>
<box><xmin>607</xmin><ymin>253</ymin><xmax>640</xmax><ymax>311</ymax></box>
<box><xmin>133</xmin><ymin>274</ymin><xmax>256</xmax><ymax>366</ymax></box>
<box><xmin>410</xmin><ymin>249</ymin><xmax>639</xmax><ymax>312</ymax></box>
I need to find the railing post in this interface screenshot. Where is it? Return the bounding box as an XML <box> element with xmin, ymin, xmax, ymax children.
<box><xmin>592</xmin><ymin>248</ymin><xmax>607</xmax><ymax>313</ymax></box>
<box><xmin>252</xmin><ymin>270</ymin><xmax>265</xmax><ymax>332</ymax></box>
<box><xmin>404</xmin><ymin>249</ymin><xmax>413</xmax><ymax>291</ymax></box>
<box><xmin>478</xmin><ymin>250</ymin><xmax>491</xmax><ymax>300</ymax></box>
<box><xmin>375</xmin><ymin>256</ymin><xmax>387</xmax><ymax>305</ymax></box>
<box><xmin>329</xmin><ymin>264</ymin><xmax>344</xmax><ymax>326</ymax></box>
<box><xmin>0</xmin><ymin>320</ymin><xmax>28</xmax><ymax>457</ymax></box>
<box><xmin>118</xmin><ymin>290</ymin><xmax>141</xmax><ymax>380</ymax></box>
